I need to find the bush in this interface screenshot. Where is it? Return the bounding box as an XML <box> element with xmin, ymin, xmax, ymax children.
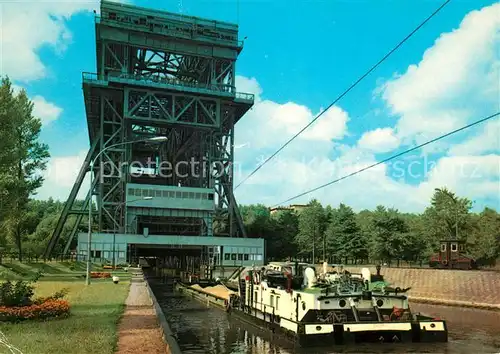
<box><xmin>32</xmin><ymin>288</ymin><xmax>69</xmax><ymax>305</ymax></box>
<box><xmin>0</xmin><ymin>299</ymin><xmax>70</xmax><ymax>322</ymax></box>
<box><xmin>90</xmin><ymin>272</ymin><xmax>111</xmax><ymax>278</ymax></box>
<box><xmin>0</xmin><ymin>280</ymin><xmax>35</xmax><ymax>307</ymax></box>
<box><xmin>0</xmin><ymin>271</ymin><xmax>43</xmax><ymax>307</ymax></box>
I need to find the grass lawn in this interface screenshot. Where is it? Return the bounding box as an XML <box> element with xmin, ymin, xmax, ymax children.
<box><xmin>0</xmin><ymin>262</ymin><xmax>133</xmax><ymax>354</ymax></box>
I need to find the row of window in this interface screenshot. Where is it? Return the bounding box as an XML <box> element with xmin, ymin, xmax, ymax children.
<box><xmin>81</xmin><ymin>250</ymin><xmax>126</xmax><ymax>259</ymax></box>
<box><xmin>253</xmin><ymin>292</ymin><xmax>280</xmax><ymax>311</ymax></box>
<box><xmin>441</xmin><ymin>243</ymin><xmax>464</xmax><ymax>252</ymax></box>
<box><xmin>224</xmin><ymin>253</ymin><xmax>263</xmax><ymax>261</ymax></box>
<box><xmin>128</xmin><ymin>188</ymin><xmax>214</xmax><ymax>200</ymax></box>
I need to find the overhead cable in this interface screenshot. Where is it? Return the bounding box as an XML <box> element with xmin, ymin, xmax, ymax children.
<box><xmin>271</xmin><ymin>112</ymin><xmax>500</xmax><ymax>207</ymax></box>
<box><xmin>234</xmin><ymin>0</ymin><xmax>452</xmax><ymax>190</ymax></box>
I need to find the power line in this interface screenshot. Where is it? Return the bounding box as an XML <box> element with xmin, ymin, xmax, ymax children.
<box><xmin>234</xmin><ymin>0</ymin><xmax>452</xmax><ymax>190</ymax></box>
<box><xmin>271</xmin><ymin>112</ymin><xmax>500</xmax><ymax>208</ymax></box>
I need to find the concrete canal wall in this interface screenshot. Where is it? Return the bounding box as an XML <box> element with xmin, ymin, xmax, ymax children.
<box><xmin>345</xmin><ymin>266</ymin><xmax>500</xmax><ymax>310</ymax></box>
<box><xmin>144</xmin><ymin>276</ymin><xmax>183</xmax><ymax>354</ymax></box>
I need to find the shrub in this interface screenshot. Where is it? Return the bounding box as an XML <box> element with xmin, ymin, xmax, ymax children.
<box><xmin>0</xmin><ymin>270</ymin><xmax>44</xmax><ymax>307</ymax></box>
<box><xmin>0</xmin><ymin>280</ymin><xmax>35</xmax><ymax>307</ymax></box>
<box><xmin>32</xmin><ymin>288</ymin><xmax>69</xmax><ymax>305</ymax></box>
<box><xmin>0</xmin><ymin>299</ymin><xmax>70</xmax><ymax>322</ymax></box>
<box><xmin>90</xmin><ymin>272</ymin><xmax>111</xmax><ymax>279</ymax></box>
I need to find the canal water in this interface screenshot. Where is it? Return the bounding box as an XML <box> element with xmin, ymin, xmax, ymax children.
<box><xmin>148</xmin><ymin>279</ymin><xmax>500</xmax><ymax>354</ymax></box>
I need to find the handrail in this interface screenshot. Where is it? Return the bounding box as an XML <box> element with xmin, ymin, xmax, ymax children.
<box><xmin>82</xmin><ymin>72</ymin><xmax>255</xmax><ymax>101</ymax></box>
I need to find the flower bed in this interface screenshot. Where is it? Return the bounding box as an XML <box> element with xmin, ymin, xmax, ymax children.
<box><xmin>90</xmin><ymin>272</ymin><xmax>111</xmax><ymax>278</ymax></box>
<box><xmin>0</xmin><ymin>299</ymin><xmax>70</xmax><ymax>322</ymax></box>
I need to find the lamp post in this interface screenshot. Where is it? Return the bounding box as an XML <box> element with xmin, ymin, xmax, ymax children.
<box><xmin>112</xmin><ymin>196</ymin><xmax>153</xmax><ymax>269</ymax></box>
<box><xmin>86</xmin><ymin>136</ymin><xmax>167</xmax><ymax>285</ymax></box>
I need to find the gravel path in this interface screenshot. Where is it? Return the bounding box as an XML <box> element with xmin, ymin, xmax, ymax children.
<box><xmin>115</xmin><ymin>273</ymin><xmax>168</xmax><ymax>354</ymax></box>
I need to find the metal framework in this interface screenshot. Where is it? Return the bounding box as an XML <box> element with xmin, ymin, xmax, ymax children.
<box><xmin>43</xmin><ymin>0</ymin><xmax>253</xmax><ymax>258</ymax></box>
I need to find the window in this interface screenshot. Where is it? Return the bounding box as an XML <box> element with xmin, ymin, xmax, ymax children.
<box><xmin>441</xmin><ymin>243</ymin><xmax>447</xmax><ymax>252</ymax></box>
<box><xmin>118</xmin><ymin>252</ymin><xmax>125</xmax><ymax>259</ymax></box>
<box><xmin>451</xmin><ymin>243</ymin><xmax>458</xmax><ymax>252</ymax></box>
<box><xmin>270</xmin><ymin>295</ymin><xmax>274</xmax><ymax>307</ymax></box>
<box><xmin>224</xmin><ymin>253</ymin><xmax>230</xmax><ymax>261</ymax></box>
<box><xmin>182</xmin><ymin>192</ymin><xmax>188</xmax><ymax>199</ymax></box>
<box><xmin>276</xmin><ymin>297</ymin><xmax>279</xmax><ymax>310</ymax></box>
<box><xmin>162</xmin><ymin>191</ymin><xmax>168</xmax><ymax>197</ymax></box>
<box><xmin>244</xmin><ymin>254</ymin><xmax>249</xmax><ymax>261</ymax></box>
<box><xmin>208</xmin><ymin>193</ymin><xmax>214</xmax><ymax>200</ymax></box>
<box><xmin>231</xmin><ymin>254</ymin><xmax>236</xmax><ymax>260</ymax></box>
<box><xmin>92</xmin><ymin>250</ymin><xmax>102</xmax><ymax>258</ymax></box>
<box><xmin>195</xmin><ymin>193</ymin><xmax>201</xmax><ymax>199</ymax></box>
<box><xmin>238</xmin><ymin>254</ymin><xmax>243</xmax><ymax>261</ymax></box>
<box><xmin>255</xmin><ymin>292</ymin><xmax>258</xmax><ymax>303</ymax></box>
<box><xmin>255</xmin><ymin>254</ymin><xmax>263</xmax><ymax>261</ymax></box>
<box><xmin>155</xmin><ymin>190</ymin><xmax>162</xmax><ymax>197</ymax></box>
<box><xmin>128</xmin><ymin>188</ymin><xmax>135</xmax><ymax>196</ymax></box>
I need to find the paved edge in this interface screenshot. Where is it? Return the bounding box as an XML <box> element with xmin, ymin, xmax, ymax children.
<box><xmin>144</xmin><ymin>277</ymin><xmax>183</xmax><ymax>354</ymax></box>
<box><xmin>409</xmin><ymin>296</ymin><xmax>500</xmax><ymax>311</ymax></box>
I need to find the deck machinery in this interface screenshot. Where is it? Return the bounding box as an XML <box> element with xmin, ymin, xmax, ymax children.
<box><xmin>43</xmin><ymin>1</ymin><xmax>254</xmax><ymax>261</ymax></box>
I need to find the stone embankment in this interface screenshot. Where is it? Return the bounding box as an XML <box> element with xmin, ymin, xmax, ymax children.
<box><xmin>344</xmin><ymin>266</ymin><xmax>500</xmax><ymax>311</ymax></box>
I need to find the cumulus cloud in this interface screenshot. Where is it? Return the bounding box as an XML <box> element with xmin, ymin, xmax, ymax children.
<box><xmin>358</xmin><ymin>127</ymin><xmax>400</xmax><ymax>153</ymax></box>
<box><xmin>35</xmin><ymin>151</ymin><xmax>89</xmax><ymax>201</ymax></box>
<box><xmin>0</xmin><ymin>0</ymin><xmax>129</xmax><ymax>82</ymax></box>
<box><xmin>32</xmin><ymin>95</ymin><xmax>63</xmax><ymax>126</ymax></box>
<box><xmin>379</xmin><ymin>3</ymin><xmax>500</xmax><ymax>147</ymax></box>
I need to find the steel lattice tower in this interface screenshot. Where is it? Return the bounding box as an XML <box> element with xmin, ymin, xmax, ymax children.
<box><xmin>44</xmin><ymin>0</ymin><xmax>254</xmax><ymax>259</ymax></box>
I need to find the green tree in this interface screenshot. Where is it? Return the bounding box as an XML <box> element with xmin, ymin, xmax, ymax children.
<box><xmin>422</xmin><ymin>188</ymin><xmax>474</xmax><ymax>252</ymax></box>
<box><xmin>0</xmin><ymin>77</ymin><xmax>50</xmax><ymax>261</ymax></box>
<box><xmin>326</xmin><ymin>203</ymin><xmax>366</xmax><ymax>264</ymax></box>
<box><xmin>295</xmin><ymin>199</ymin><xmax>327</xmax><ymax>263</ymax></box>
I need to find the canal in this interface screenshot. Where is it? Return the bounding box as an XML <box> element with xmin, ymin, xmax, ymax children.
<box><xmin>148</xmin><ymin>279</ymin><xmax>500</xmax><ymax>354</ymax></box>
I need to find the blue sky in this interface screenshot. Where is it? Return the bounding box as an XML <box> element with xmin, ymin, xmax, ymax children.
<box><xmin>2</xmin><ymin>0</ymin><xmax>499</xmax><ymax>212</ymax></box>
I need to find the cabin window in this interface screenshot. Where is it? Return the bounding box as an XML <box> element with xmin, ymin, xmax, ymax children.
<box><xmin>270</xmin><ymin>295</ymin><xmax>274</xmax><ymax>307</ymax></box>
<box><xmin>244</xmin><ymin>254</ymin><xmax>249</xmax><ymax>261</ymax></box>
<box><xmin>441</xmin><ymin>244</ymin><xmax>446</xmax><ymax>252</ymax></box>
<box><xmin>276</xmin><ymin>297</ymin><xmax>279</xmax><ymax>310</ymax></box>
<box><xmin>231</xmin><ymin>254</ymin><xmax>236</xmax><ymax>260</ymax></box>
<box><xmin>459</xmin><ymin>244</ymin><xmax>464</xmax><ymax>251</ymax></box>
<box><xmin>238</xmin><ymin>254</ymin><xmax>243</xmax><ymax>261</ymax></box>
<box><xmin>451</xmin><ymin>243</ymin><xmax>458</xmax><ymax>252</ymax></box>
<box><xmin>254</xmin><ymin>292</ymin><xmax>258</xmax><ymax>303</ymax></box>
<box><xmin>224</xmin><ymin>253</ymin><xmax>230</xmax><ymax>261</ymax></box>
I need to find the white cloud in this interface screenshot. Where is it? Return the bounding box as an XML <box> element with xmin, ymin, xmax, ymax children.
<box><xmin>0</xmin><ymin>0</ymin><xmax>129</xmax><ymax>82</ymax></box>
<box><xmin>379</xmin><ymin>3</ymin><xmax>500</xmax><ymax>146</ymax></box>
<box><xmin>11</xmin><ymin>84</ymin><xmax>63</xmax><ymax>126</ymax></box>
<box><xmin>35</xmin><ymin>151</ymin><xmax>89</xmax><ymax>201</ymax></box>
<box><xmin>358</xmin><ymin>127</ymin><xmax>400</xmax><ymax>153</ymax></box>
<box><xmin>32</xmin><ymin>95</ymin><xmax>63</xmax><ymax>126</ymax></box>
<box><xmin>448</xmin><ymin>119</ymin><xmax>500</xmax><ymax>156</ymax></box>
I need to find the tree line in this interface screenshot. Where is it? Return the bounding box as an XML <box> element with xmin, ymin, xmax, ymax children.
<box><xmin>241</xmin><ymin>188</ymin><xmax>500</xmax><ymax>266</ymax></box>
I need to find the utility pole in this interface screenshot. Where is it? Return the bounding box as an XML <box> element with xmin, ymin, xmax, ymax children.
<box><xmin>312</xmin><ymin>224</ymin><xmax>316</xmax><ymax>265</ymax></box>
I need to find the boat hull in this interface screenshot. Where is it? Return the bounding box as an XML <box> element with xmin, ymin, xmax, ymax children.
<box><xmin>174</xmin><ymin>281</ymin><xmax>448</xmax><ymax>346</ymax></box>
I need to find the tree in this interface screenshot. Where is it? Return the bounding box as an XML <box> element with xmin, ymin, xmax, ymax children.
<box><xmin>422</xmin><ymin>188</ymin><xmax>474</xmax><ymax>253</ymax></box>
<box><xmin>295</xmin><ymin>199</ymin><xmax>327</xmax><ymax>262</ymax></box>
<box><xmin>468</xmin><ymin>208</ymin><xmax>500</xmax><ymax>266</ymax></box>
<box><xmin>326</xmin><ymin>203</ymin><xmax>366</xmax><ymax>264</ymax></box>
<box><xmin>0</xmin><ymin>77</ymin><xmax>50</xmax><ymax>261</ymax></box>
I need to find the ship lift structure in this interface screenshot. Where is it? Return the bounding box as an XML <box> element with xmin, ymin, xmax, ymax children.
<box><xmin>43</xmin><ymin>0</ymin><xmax>262</xmax><ymax>268</ymax></box>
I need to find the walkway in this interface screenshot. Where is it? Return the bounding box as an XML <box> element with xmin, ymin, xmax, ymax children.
<box><xmin>116</xmin><ymin>272</ymin><xmax>168</xmax><ymax>354</ymax></box>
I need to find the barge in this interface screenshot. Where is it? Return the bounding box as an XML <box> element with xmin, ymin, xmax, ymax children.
<box><xmin>175</xmin><ymin>262</ymin><xmax>448</xmax><ymax>346</ymax></box>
